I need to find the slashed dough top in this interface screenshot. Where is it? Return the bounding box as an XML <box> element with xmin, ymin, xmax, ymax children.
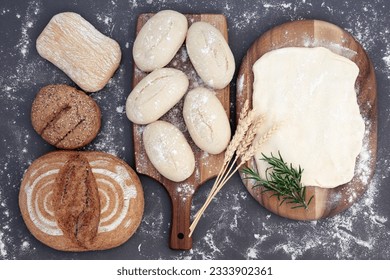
<box><xmin>133</xmin><ymin>10</ymin><xmax>188</xmax><ymax>72</ymax></box>
<box><xmin>252</xmin><ymin>47</ymin><xmax>365</xmax><ymax>188</ymax></box>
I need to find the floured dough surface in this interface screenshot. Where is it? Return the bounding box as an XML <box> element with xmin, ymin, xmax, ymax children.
<box><xmin>133</xmin><ymin>10</ymin><xmax>188</xmax><ymax>72</ymax></box>
<box><xmin>183</xmin><ymin>87</ymin><xmax>231</xmax><ymax>154</ymax></box>
<box><xmin>143</xmin><ymin>121</ymin><xmax>195</xmax><ymax>182</ymax></box>
<box><xmin>252</xmin><ymin>47</ymin><xmax>365</xmax><ymax>188</ymax></box>
<box><xmin>186</xmin><ymin>21</ymin><xmax>235</xmax><ymax>89</ymax></box>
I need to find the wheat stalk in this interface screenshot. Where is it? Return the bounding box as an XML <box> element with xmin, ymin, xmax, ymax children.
<box><xmin>218</xmin><ymin>124</ymin><xmax>279</xmax><ymax>191</ymax></box>
<box><xmin>193</xmin><ymin>103</ymin><xmax>254</xmax><ymax>220</ymax></box>
<box><xmin>241</xmin><ymin>124</ymin><xmax>279</xmax><ymax>163</ymax></box>
<box><xmin>236</xmin><ymin>116</ymin><xmax>264</xmax><ymax>157</ymax></box>
<box><xmin>211</xmin><ymin>115</ymin><xmax>264</xmax><ymax>203</ymax></box>
<box><xmin>190</xmin><ymin>102</ymin><xmax>252</xmax><ymax>231</ymax></box>
<box><xmin>239</xmin><ymin>99</ymin><xmax>250</xmax><ymax>123</ymax></box>
<box><xmin>189</xmin><ymin>124</ymin><xmax>278</xmax><ymax>237</ymax></box>
<box><xmin>189</xmin><ymin>105</ymin><xmax>278</xmax><ymax>237</ymax></box>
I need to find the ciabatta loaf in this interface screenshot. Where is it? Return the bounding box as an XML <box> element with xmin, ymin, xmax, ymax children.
<box><xmin>36</xmin><ymin>12</ymin><xmax>121</xmax><ymax>92</ymax></box>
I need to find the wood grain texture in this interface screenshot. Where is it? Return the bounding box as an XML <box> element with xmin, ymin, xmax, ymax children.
<box><xmin>132</xmin><ymin>13</ymin><xmax>230</xmax><ymax>249</ymax></box>
<box><xmin>237</xmin><ymin>20</ymin><xmax>377</xmax><ymax>221</ymax></box>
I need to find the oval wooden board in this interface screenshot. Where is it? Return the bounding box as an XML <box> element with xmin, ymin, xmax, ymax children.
<box><xmin>237</xmin><ymin>20</ymin><xmax>377</xmax><ymax>221</ymax></box>
<box><xmin>132</xmin><ymin>14</ymin><xmax>230</xmax><ymax>249</ymax></box>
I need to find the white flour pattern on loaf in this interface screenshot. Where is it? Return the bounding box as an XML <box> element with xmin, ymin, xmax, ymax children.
<box><xmin>24</xmin><ymin>158</ymin><xmax>138</xmax><ymax>236</ymax></box>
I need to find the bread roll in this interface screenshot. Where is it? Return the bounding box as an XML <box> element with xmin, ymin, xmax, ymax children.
<box><xmin>143</xmin><ymin>121</ymin><xmax>195</xmax><ymax>182</ymax></box>
<box><xmin>133</xmin><ymin>10</ymin><xmax>188</xmax><ymax>72</ymax></box>
<box><xmin>126</xmin><ymin>68</ymin><xmax>189</xmax><ymax>125</ymax></box>
<box><xmin>183</xmin><ymin>87</ymin><xmax>231</xmax><ymax>154</ymax></box>
<box><xmin>36</xmin><ymin>12</ymin><xmax>121</xmax><ymax>92</ymax></box>
<box><xmin>186</xmin><ymin>21</ymin><xmax>235</xmax><ymax>89</ymax></box>
<box><xmin>31</xmin><ymin>84</ymin><xmax>101</xmax><ymax>149</ymax></box>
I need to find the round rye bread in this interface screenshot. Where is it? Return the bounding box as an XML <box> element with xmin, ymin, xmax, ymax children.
<box><xmin>31</xmin><ymin>84</ymin><xmax>101</xmax><ymax>149</ymax></box>
<box><xmin>19</xmin><ymin>151</ymin><xmax>144</xmax><ymax>252</ymax></box>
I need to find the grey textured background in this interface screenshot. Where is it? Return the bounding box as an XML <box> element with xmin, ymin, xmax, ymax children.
<box><xmin>1</xmin><ymin>0</ymin><xmax>389</xmax><ymax>260</ymax></box>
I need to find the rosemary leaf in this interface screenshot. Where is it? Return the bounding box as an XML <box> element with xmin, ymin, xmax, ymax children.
<box><xmin>242</xmin><ymin>151</ymin><xmax>314</xmax><ymax>210</ymax></box>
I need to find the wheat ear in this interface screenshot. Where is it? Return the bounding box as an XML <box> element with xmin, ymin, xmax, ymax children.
<box><xmin>190</xmin><ymin>123</ymin><xmax>278</xmax><ymax>237</ymax></box>
<box><xmin>193</xmin><ymin>107</ymin><xmax>254</xmax><ymax>220</ymax></box>
<box><xmin>210</xmin><ymin>115</ymin><xmax>264</xmax><ymax>204</ymax></box>
<box><xmin>236</xmin><ymin>116</ymin><xmax>264</xmax><ymax>158</ymax></box>
<box><xmin>190</xmin><ymin>104</ymin><xmax>254</xmax><ymax>235</ymax></box>
<box><xmin>213</xmin><ymin>124</ymin><xmax>279</xmax><ymax>201</ymax></box>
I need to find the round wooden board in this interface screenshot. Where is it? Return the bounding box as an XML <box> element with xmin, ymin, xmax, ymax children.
<box><xmin>237</xmin><ymin>20</ymin><xmax>377</xmax><ymax>221</ymax></box>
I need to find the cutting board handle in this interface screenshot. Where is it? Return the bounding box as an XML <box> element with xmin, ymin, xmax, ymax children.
<box><xmin>168</xmin><ymin>189</ymin><xmax>192</xmax><ymax>250</ymax></box>
<box><xmin>133</xmin><ymin>13</ymin><xmax>229</xmax><ymax>250</ymax></box>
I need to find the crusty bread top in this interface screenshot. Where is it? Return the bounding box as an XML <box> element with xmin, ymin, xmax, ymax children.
<box><xmin>36</xmin><ymin>12</ymin><xmax>121</xmax><ymax>92</ymax></box>
<box><xmin>52</xmin><ymin>153</ymin><xmax>101</xmax><ymax>249</ymax></box>
<box><xmin>19</xmin><ymin>151</ymin><xmax>144</xmax><ymax>251</ymax></box>
<box><xmin>31</xmin><ymin>84</ymin><xmax>101</xmax><ymax>149</ymax></box>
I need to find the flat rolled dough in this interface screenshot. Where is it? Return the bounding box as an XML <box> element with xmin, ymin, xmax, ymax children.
<box><xmin>252</xmin><ymin>47</ymin><xmax>365</xmax><ymax>188</ymax></box>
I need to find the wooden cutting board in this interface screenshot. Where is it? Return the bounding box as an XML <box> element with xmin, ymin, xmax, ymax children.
<box><xmin>132</xmin><ymin>14</ymin><xmax>230</xmax><ymax>249</ymax></box>
<box><xmin>237</xmin><ymin>20</ymin><xmax>377</xmax><ymax>220</ymax></box>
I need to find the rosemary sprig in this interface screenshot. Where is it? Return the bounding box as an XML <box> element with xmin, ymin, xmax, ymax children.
<box><xmin>243</xmin><ymin>152</ymin><xmax>314</xmax><ymax>210</ymax></box>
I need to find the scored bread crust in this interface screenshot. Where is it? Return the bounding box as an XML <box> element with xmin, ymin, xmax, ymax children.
<box><xmin>19</xmin><ymin>151</ymin><xmax>144</xmax><ymax>252</ymax></box>
<box><xmin>36</xmin><ymin>12</ymin><xmax>121</xmax><ymax>92</ymax></box>
<box><xmin>31</xmin><ymin>84</ymin><xmax>101</xmax><ymax>149</ymax></box>
<box><xmin>52</xmin><ymin>153</ymin><xmax>101</xmax><ymax>249</ymax></box>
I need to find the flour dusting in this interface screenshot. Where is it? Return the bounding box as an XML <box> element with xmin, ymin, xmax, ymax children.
<box><xmin>1</xmin><ymin>0</ymin><xmax>390</xmax><ymax>260</ymax></box>
<box><xmin>0</xmin><ymin>188</ymin><xmax>8</xmax><ymax>259</ymax></box>
<box><xmin>16</xmin><ymin>1</ymin><xmax>40</xmax><ymax>58</ymax></box>
<box><xmin>0</xmin><ymin>232</ymin><xmax>7</xmax><ymax>259</ymax></box>
<box><xmin>87</xmin><ymin>67</ymin><xmax>128</xmax><ymax>157</ymax></box>
<box><xmin>172</xmin><ymin>0</ymin><xmax>390</xmax><ymax>260</ymax></box>
<box><xmin>354</xmin><ymin>119</ymin><xmax>372</xmax><ymax>185</ymax></box>
<box><xmin>383</xmin><ymin>51</ymin><xmax>390</xmax><ymax>79</ymax></box>
<box><xmin>241</xmin><ymin>146</ymin><xmax>388</xmax><ymax>260</ymax></box>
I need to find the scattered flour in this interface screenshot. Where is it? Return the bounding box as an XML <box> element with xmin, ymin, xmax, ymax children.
<box><xmin>263</xmin><ymin>2</ymin><xmax>293</xmax><ymax>9</ymax></box>
<box><xmin>0</xmin><ymin>231</ymin><xmax>6</xmax><ymax>259</ymax></box>
<box><xmin>247</xmin><ymin>247</ymin><xmax>258</xmax><ymax>259</ymax></box>
<box><xmin>21</xmin><ymin>241</ymin><xmax>30</xmax><ymax>251</ymax></box>
<box><xmin>136</xmin><ymin>189</ymin><xmax>166</xmax><ymax>259</ymax></box>
<box><xmin>176</xmin><ymin>183</ymin><xmax>195</xmax><ymax>197</ymax></box>
<box><xmin>129</xmin><ymin>0</ymin><xmax>139</xmax><ymax>9</ymax></box>
<box><xmin>116</xmin><ymin>105</ymin><xmax>125</xmax><ymax>114</ymax></box>
<box><xmin>236</xmin><ymin>74</ymin><xmax>244</xmax><ymax>95</ymax></box>
<box><xmin>0</xmin><ymin>8</ymin><xmax>10</xmax><ymax>15</ymax></box>
<box><xmin>16</xmin><ymin>1</ymin><xmax>40</xmax><ymax>58</ymax></box>
<box><xmin>1</xmin><ymin>0</ymin><xmax>390</xmax><ymax>260</ymax></box>
<box><xmin>0</xmin><ymin>189</ymin><xmax>7</xmax><ymax>259</ymax></box>
<box><xmin>354</xmin><ymin>119</ymin><xmax>372</xmax><ymax>185</ymax></box>
<box><xmin>383</xmin><ymin>51</ymin><xmax>390</xmax><ymax>79</ymax></box>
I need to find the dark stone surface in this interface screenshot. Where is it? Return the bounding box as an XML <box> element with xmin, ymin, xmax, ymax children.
<box><xmin>1</xmin><ymin>0</ymin><xmax>389</xmax><ymax>259</ymax></box>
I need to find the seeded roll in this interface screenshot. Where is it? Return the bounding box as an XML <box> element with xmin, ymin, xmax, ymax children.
<box><xmin>31</xmin><ymin>84</ymin><xmax>101</xmax><ymax>149</ymax></box>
